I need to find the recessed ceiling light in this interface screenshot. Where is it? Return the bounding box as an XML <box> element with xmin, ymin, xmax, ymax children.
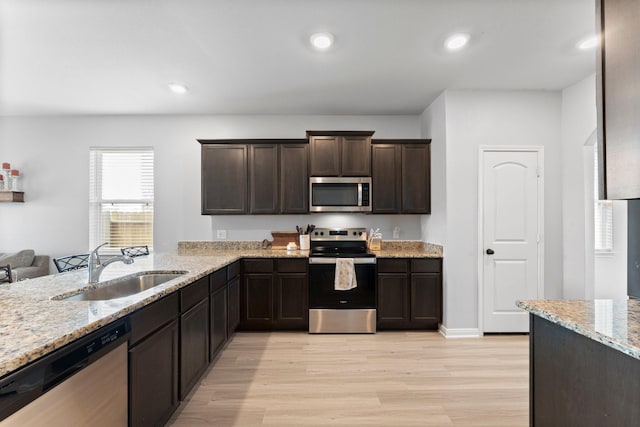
<box><xmin>445</xmin><ymin>33</ymin><xmax>470</xmax><ymax>51</ymax></box>
<box><xmin>168</xmin><ymin>82</ymin><xmax>188</xmax><ymax>94</ymax></box>
<box><xmin>310</xmin><ymin>32</ymin><xmax>334</xmax><ymax>50</ymax></box>
<box><xmin>577</xmin><ymin>35</ymin><xmax>599</xmax><ymax>50</ymax></box>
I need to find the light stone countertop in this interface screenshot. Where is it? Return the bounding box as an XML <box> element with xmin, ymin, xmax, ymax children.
<box><xmin>0</xmin><ymin>253</ymin><xmax>239</xmax><ymax>378</ymax></box>
<box><xmin>517</xmin><ymin>299</ymin><xmax>640</xmax><ymax>360</ymax></box>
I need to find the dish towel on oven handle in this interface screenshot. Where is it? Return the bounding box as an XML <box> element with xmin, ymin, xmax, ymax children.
<box><xmin>334</xmin><ymin>258</ymin><xmax>357</xmax><ymax>290</ymax></box>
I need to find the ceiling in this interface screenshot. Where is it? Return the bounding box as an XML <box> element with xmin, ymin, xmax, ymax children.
<box><xmin>0</xmin><ymin>0</ymin><xmax>596</xmax><ymax>116</ymax></box>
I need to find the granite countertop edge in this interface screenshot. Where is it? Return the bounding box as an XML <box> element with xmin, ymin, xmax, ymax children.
<box><xmin>517</xmin><ymin>300</ymin><xmax>640</xmax><ymax>361</ymax></box>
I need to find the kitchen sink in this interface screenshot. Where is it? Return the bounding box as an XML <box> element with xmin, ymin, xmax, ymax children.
<box><xmin>56</xmin><ymin>271</ymin><xmax>187</xmax><ymax>301</ymax></box>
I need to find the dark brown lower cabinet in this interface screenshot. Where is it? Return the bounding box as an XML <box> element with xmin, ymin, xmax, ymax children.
<box><xmin>377</xmin><ymin>258</ymin><xmax>442</xmax><ymax>330</ymax></box>
<box><xmin>531</xmin><ymin>315</ymin><xmax>640</xmax><ymax>426</ymax></box>
<box><xmin>274</xmin><ymin>273</ymin><xmax>308</xmax><ymax>329</ymax></box>
<box><xmin>240</xmin><ymin>258</ymin><xmax>308</xmax><ymax>330</ymax></box>
<box><xmin>227</xmin><ymin>276</ymin><xmax>240</xmax><ymax>336</ymax></box>
<box><xmin>210</xmin><ymin>284</ymin><xmax>228</xmax><ymax>359</ymax></box>
<box><xmin>129</xmin><ymin>319</ymin><xmax>179</xmax><ymax>427</ymax></box>
<box><xmin>180</xmin><ymin>298</ymin><xmax>209</xmax><ymax>400</ymax></box>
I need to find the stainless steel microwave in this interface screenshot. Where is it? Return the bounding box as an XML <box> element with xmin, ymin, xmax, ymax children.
<box><xmin>309</xmin><ymin>177</ymin><xmax>372</xmax><ymax>212</ymax></box>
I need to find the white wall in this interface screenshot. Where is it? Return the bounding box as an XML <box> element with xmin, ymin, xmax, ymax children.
<box><xmin>421</xmin><ymin>89</ymin><xmax>564</xmax><ymax>331</ymax></box>
<box><xmin>0</xmin><ymin>114</ymin><xmax>422</xmax><ymax>267</ymax></box>
<box><xmin>560</xmin><ymin>75</ymin><xmax>596</xmax><ymax>299</ymax></box>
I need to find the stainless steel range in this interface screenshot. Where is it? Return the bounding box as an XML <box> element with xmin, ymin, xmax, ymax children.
<box><xmin>308</xmin><ymin>228</ymin><xmax>376</xmax><ymax>333</ymax></box>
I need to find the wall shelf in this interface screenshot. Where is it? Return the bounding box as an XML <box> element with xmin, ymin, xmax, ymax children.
<box><xmin>0</xmin><ymin>191</ymin><xmax>24</xmax><ymax>202</ymax></box>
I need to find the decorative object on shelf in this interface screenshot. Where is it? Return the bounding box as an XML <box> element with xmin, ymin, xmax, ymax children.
<box><xmin>0</xmin><ymin>163</ymin><xmax>9</xmax><ymax>191</ymax></box>
<box><xmin>9</xmin><ymin>170</ymin><xmax>20</xmax><ymax>192</ymax></box>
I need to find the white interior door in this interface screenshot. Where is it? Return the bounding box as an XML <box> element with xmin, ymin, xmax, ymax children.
<box><xmin>481</xmin><ymin>149</ymin><xmax>542</xmax><ymax>333</ymax></box>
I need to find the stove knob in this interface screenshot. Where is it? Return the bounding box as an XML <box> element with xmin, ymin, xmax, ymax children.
<box><xmin>320</xmin><ymin>232</ymin><xmax>324</xmax><ymax>236</ymax></box>
<box><xmin>352</xmin><ymin>231</ymin><xmax>356</xmax><ymax>236</ymax></box>
<box><xmin>358</xmin><ymin>231</ymin><xmax>363</xmax><ymax>236</ymax></box>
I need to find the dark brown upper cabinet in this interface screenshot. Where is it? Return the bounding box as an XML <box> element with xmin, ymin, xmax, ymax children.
<box><xmin>371</xmin><ymin>140</ymin><xmax>431</xmax><ymax>214</ymax></box>
<box><xmin>249</xmin><ymin>144</ymin><xmax>279</xmax><ymax>214</ymax></box>
<box><xmin>200</xmin><ymin>140</ymin><xmax>308</xmax><ymax>215</ymax></box>
<box><xmin>280</xmin><ymin>144</ymin><xmax>309</xmax><ymax>213</ymax></box>
<box><xmin>597</xmin><ymin>0</ymin><xmax>640</xmax><ymax>199</ymax></box>
<box><xmin>307</xmin><ymin>130</ymin><xmax>374</xmax><ymax>176</ymax></box>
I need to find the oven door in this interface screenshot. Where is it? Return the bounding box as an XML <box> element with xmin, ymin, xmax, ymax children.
<box><xmin>308</xmin><ymin>258</ymin><xmax>376</xmax><ymax>309</ymax></box>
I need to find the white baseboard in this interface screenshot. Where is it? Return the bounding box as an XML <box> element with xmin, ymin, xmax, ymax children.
<box><xmin>439</xmin><ymin>325</ymin><xmax>482</xmax><ymax>338</ymax></box>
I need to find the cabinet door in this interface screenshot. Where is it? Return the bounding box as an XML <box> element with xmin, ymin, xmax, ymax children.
<box><xmin>401</xmin><ymin>144</ymin><xmax>431</xmax><ymax>213</ymax></box>
<box><xmin>280</xmin><ymin>144</ymin><xmax>309</xmax><ymax>213</ymax></box>
<box><xmin>240</xmin><ymin>274</ymin><xmax>274</xmax><ymax>330</ymax></box>
<box><xmin>210</xmin><ymin>285</ymin><xmax>228</xmax><ymax>359</ymax></box>
<box><xmin>310</xmin><ymin>136</ymin><xmax>340</xmax><ymax>176</ymax></box>
<box><xmin>411</xmin><ymin>273</ymin><xmax>442</xmax><ymax>328</ymax></box>
<box><xmin>201</xmin><ymin>144</ymin><xmax>247</xmax><ymax>214</ymax></box>
<box><xmin>599</xmin><ymin>0</ymin><xmax>640</xmax><ymax>199</ymax></box>
<box><xmin>377</xmin><ymin>273</ymin><xmax>410</xmax><ymax>329</ymax></box>
<box><xmin>274</xmin><ymin>273</ymin><xmax>308</xmax><ymax>329</ymax></box>
<box><xmin>180</xmin><ymin>298</ymin><xmax>210</xmax><ymax>400</ymax></box>
<box><xmin>129</xmin><ymin>319</ymin><xmax>179</xmax><ymax>427</ymax></box>
<box><xmin>372</xmin><ymin>144</ymin><xmax>401</xmax><ymax>213</ymax></box>
<box><xmin>227</xmin><ymin>276</ymin><xmax>240</xmax><ymax>337</ymax></box>
<box><xmin>341</xmin><ymin>136</ymin><xmax>371</xmax><ymax>176</ymax></box>
<box><xmin>249</xmin><ymin>144</ymin><xmax>279</xmax><ymax>213</ymax></box>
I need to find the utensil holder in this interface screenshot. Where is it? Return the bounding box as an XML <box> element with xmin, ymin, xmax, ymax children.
<box><xmin>299</xmin><ymin>234</ymin><xmax>310</xmax><ymax>251</ymax></box>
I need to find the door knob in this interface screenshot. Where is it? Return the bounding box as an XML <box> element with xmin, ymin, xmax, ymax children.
<box><xmin>486</xmin><ymin>249</ymin><xmax>495</xmax><ymax>255</ymax></box>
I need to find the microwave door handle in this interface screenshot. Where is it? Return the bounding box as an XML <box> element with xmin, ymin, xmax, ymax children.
<box><xmin>357</xmin><ymin>183</ymin><xmax>362</xmax><ymax>207</ymax></box>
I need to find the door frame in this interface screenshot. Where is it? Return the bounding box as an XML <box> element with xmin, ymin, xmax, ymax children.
<box><xmin>477</xmin><ymin>146</ymin><xmax>545</xmax><ymax>334</ymax></box>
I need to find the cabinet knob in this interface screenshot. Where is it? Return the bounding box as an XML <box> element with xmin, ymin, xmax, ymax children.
<box><xmin>486</xmin><ymin>249</ymin><xmax>495</xmax><ymax>255</ymax></box>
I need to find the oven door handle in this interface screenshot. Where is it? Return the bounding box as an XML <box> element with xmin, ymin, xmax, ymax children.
<box><xmin>309</xmin><ymin>257</ymin><xmax>376</xmax><ymax>265</ymax></box>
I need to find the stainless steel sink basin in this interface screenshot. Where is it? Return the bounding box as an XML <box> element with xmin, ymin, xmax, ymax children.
<box><xmin>57</xmin><ymin>271</ymin><xmax>187</xmax><ymax>301</ymax></box>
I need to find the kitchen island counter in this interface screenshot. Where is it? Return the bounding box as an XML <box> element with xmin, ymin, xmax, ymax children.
<box><xmin>518</xmin><ymin>298</ymin><xmax>640</xmax><ymax>425</ymax></box>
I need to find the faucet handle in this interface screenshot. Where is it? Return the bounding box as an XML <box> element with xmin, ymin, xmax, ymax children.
<box><xmin>91</xmin><ymin>242</ymin><xmax>109</xmax><ymax>263</ymax></box>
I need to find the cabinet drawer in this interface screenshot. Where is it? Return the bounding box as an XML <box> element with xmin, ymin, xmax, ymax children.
<box><xmin>277</xmin><ymin>258</ymin><xmax>307</xmax><ymax>273</ymax></box>
<box><xmin>411</xmin><ymin>258</ymin><xmax>442</xmax><ymax>273</ymax></box>
<box><xmin>181</xmin><ymin>277</ymin><xmax>209</xmax><ymax>312</ymax></box>
<box><xmin>130</xmin><ymin>293</ymin><xmax>180</xmax><ymax>346</ymax></box>
<box><xmin>243</xmin><ymin>259</ymin><xmax>274</xmax><ymax>273</ymax></box>
<box><xmin>210</xmin><ymin>268</ymin><xmax>227</xmax><ymax>293</ymax></box>
<box><xmin>377</xmin><ymin>258</ymin><xmax>409</xmax><ymax>273</ymax></box>
<box><xmin>227</xmin><ymin>261</ymin><xmax>240</xmax><ymax>280</ymax></box>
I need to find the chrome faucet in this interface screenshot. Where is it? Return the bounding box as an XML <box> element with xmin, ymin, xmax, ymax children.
<box><xmin>88</xmin><ymin>242</ymin><xmax>134</xmax><ymax>284</ymax></box>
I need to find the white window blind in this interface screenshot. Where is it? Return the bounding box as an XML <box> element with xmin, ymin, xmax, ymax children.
<box><xmin>594</xmin><ymin>143</ymin><xmax>613</xmax><ymax>252</ymax></box>
<box><xmin>89</xmin><ymin>147</ymin><xmax>154</xmax><ymax>253</ymax></box>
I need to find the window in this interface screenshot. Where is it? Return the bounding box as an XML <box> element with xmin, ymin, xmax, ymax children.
<box><xmin>90</xmin><ymin>147</ymin><xmax>154</xmax><ymax>254</ymax></box>
<box><xmin>594</xmin><ymin>143</ymin><xmax>613</xmax><ymax>253</ymax></box>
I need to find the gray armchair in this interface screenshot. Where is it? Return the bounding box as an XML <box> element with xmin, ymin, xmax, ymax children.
<box><xmin>0</xmin><ymin>250</ymin><xmax>50</xmax><ymax>281</ymax></box>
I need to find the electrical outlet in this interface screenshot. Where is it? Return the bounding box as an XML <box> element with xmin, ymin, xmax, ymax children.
<box><xmin>216</xmin><ymin>229</ymin><xmax>227</xmax><ymax>239</ymax></box>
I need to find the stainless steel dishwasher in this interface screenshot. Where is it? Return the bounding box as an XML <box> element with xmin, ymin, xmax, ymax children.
<box><xmin>0</xmin><ymin>320</ymin><xmax>129</xmax><ymax>426</ymax></box>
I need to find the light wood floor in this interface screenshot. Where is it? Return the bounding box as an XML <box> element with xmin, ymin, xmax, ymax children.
<box><xmin>167</xmin><ymin>332</ymin><xmax>529</xmax><ymax>426</ymax></box>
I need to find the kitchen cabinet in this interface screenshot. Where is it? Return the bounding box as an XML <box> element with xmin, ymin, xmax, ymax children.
<box><xmin>307</xmin><ymin>131</ymin><xmax>374</xmax><ymax>176</ymax></box>
<box><xmin>129</xmin><ymin>293</ymin><xmax>180</xmax><ymax>427</ymax></box>
<box><xmin>249</xmin><ymin>144</ymin><xmax>279</xmax><ymax>213</ymax></box>
<box><xmin>597</xmin><ymin>0</ymin><xmax>640</xmax><ymax>199</ymax></box>
<box><xmin>210</xmin><ymin>269</ymin><xmax>228</xmax><ymax>359</ymax></box>
<box><xmin>201</xmin><ymin>144</ymin><xmax>247</xmax><ymax>214</ymax></box>
<box><xmin>227</xmin><ymin>261</ymin><xmax>241</xmax><ymax>336</ymax></box>
<box><xmin>371</xmin><ymin>140</ymin><xmax>431</xmax><ymax>214</ymax></box>
<box><xmin>240</xmin><ymin>258</ymin><xmax>308</xmax><ymax>330</ymax></box>
<box><xmin>179</xmin><ymin>277</ymin><xmax>209</xmax><ymax>400</ymax></box>
<box><xmin>280</xmin><ymin>144</ymin><xmax>309</xmax><ymax>213</ymax></box>
<box><xmin>274</xmin><ymin>259</ymin><xmax>308</xmax><ymax>329</ymax></box>
<box><xmin>377</xmin><ymin>258</ymin><xmax>441</xmax><ymax>330</ymax></box>
<box><xmin>200</xmin><ymin>140</ymin><xmax>309</xmax><ymax>215</ymax></box>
